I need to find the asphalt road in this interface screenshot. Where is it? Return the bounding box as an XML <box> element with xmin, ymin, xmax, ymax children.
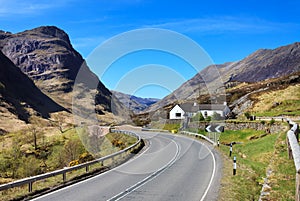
<box><xmin>33</xmin><ymin>131</ymin><xmax>221</xmax><ymax>201</ymax></box>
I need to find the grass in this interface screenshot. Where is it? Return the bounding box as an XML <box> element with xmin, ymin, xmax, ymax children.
<box><xmin>0</xmin><ymin>127</ymin><xmax>138</xmax><ymax>201</ymax></box>
<box><xmin>251</xmin><ymin>84</ymin><xmax>300</xmax><ymax>117</ymax></box>
<box><xmin>150</xmin><ymin>122</ymin><xmax>181</xmax><ymax>132</ymax></box>
<box><xmin>218</xmin><ymin>128</ymin><xmax>295</xmax><ymax>200</ymax></box>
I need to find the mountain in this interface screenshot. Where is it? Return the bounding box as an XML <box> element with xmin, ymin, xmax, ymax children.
<box><xmin>112</xmin><ymin>91</ymin><xmax>159</xmax><ymax>114</ymax></box>
<box><xmin>0</xmin><ymin>26</ymin><xmax>130</xmax><ymax>126</ymax></box>
<box><xmin>0</xmin><ymin>50</ymin><xmax>65</xmax><ymax>132</ymax></box>
<box><xmin>146</xmin><ymin>42</ymin><xmax>300</xmax><ymax>113</ymax></box>
<box><xmin>0</xmin><ymin>26</ymin><xmax>87</xmax><ymax>109</ymax></box>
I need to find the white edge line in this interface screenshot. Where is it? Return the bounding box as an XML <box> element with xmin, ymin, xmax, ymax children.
<box><xmin>173</xmin><ymin>133</ymin><xmax>217</xmax><ymax>201</ymax></box>
<box><xmin>109</xmin><ymin>136</ymin><xmax>181</xmax><ymax>201</ymax></box>
<box><xmin>199</xmin><ymin>141</ymin><xmax>217</xmax><ymax>201</ymax></box>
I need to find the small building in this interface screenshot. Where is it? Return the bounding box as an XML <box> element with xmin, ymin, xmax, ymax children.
<box><xmin>169</xmin><ymin>104</ymin><xmax>185</xmax><ymax>119</ymax></box>
<box><xmin>169</xmin><ymin>102</ymin><xmax>230</xmax><ymax>120</ymax></box>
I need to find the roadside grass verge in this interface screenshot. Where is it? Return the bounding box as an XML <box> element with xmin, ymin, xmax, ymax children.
<box><xmin>0</xmin><ymin>128</ymin><xmax>138</xmax><ymax>201</ymax></box>
<box><xmin>218</xmin><ymin>129</ymin><xmax>295</xmax><ymax>200</ymax></box>
<box><xmin>150</xmin><ymin>122</ymin><xmax>181</xmax><ymax>132</ymax></box>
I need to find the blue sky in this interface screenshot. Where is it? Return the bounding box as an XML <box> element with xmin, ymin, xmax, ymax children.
<box><xmin>1</xmin><ymin>0</ymin><xmax>300</xmax><ymax>98</ymax></box>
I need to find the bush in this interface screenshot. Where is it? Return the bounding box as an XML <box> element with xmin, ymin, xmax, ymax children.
<box><xmin>211</xmin><ymin>112</ymin><xmax>223</xmax><ymax>121</ymax></box>
<box><xmin>69</xmin><ymin>160</ymin><xmax>79</xmax><ymax>167</ymax></box>
<box><xmin>79</xmin><ymin>152</ymin><xmax>94</xmax><ymax>163</ymax></box>
<box><xmin>192</xmin><ymin>112</ymin><xmax>205</xmax><ymax>121</ymax></box>
<box><xmin>244</xmin><ymin>112</ymin><xmax>251</xmax><ymax>119</ymax></box>
<box><xmin>269</xmin><ymin>118</ymin><xmax>275</xmax><ymax>125</ymax></box>
<box><xmin>206</xmin><ymin>116</ymin><xmax>212</xmax><ymax>122</ymax></box>
<box><xmin>17</xmin><ymin>156</ymin><xmax>42</xmax><ymax>177</ymax></box>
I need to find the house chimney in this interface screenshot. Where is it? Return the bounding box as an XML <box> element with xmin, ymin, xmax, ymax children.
<box><xmin>223</xmin><ymin>102</ymin><xmax>227</xmax><ymax>106</ymax></box>
<box><xmin>193</xmin><ymin>102</ymin><xmax>197</xmax><ymax>106</ymax></box>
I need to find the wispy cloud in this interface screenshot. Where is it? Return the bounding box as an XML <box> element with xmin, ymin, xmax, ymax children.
<box><xmin>71</xmin><ymin>36</ymin><xmax>108</xmax><ymax>57</ymax></box>
<box><xmin>142</xmin><ymin>16</ymin><xmax>300</xmax><ymax>34</ymax></box>
<box><xmin>69</xmin><ymin>17</ymin><xmax>109</xmax><ymax>24</ymax></box>
<box><xmin>0</xmin><ymin>0</ymin><xmax>70</xmax><ymax>16</ymax></box>
<box><xmin>72</xmin><ymin>36</ymin><xmax>107</xmax><ymax>48</ymax></box>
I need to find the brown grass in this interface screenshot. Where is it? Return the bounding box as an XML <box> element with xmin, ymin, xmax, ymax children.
<box><xmin>250</xmin><ymin>84</ymin><xmax>300</xmax><ymax>113</ymax></box>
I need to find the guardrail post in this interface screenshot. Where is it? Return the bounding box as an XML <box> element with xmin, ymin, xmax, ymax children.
<box><xmin>295</xmin><ymin>124</ymin><xmax>299</xmax><ymax>142</ymax></box>
<box><xmin>28</xmin><ymin>182</ymin><xmax>33</xmax><ymax>192</ymax></box>
<box><xmin>86</xmin><ymin>165</ymin><xmax>89</xmax><ymax>172</ymax></box>
<box><xmin>296</xmin><ymin>172</ymin><xmax>300</xmax><ymax>201</ymax></box>
<box><xmin>287</xmin><ymin>136</ymin><xmax>293</xmax><ymax>159</ymax></box>
<box><xmin>63</xmin><ymin>172</ymin><xmax>66</xmax><ymax>182</ymax></box>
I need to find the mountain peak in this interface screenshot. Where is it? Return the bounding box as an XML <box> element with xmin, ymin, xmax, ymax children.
<box><xmin>21</xmin><ymin>26</ymin><xmax>71</xmax><ymax>44</ymax></box>
<box><xmin>0</xmin><ymin>26</ymin><xmax>130</xmax><ymax>125</ymax></box>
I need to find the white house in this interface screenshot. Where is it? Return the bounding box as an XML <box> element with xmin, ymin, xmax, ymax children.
<box><xmin>169</xmin><ymin>104</ymin><xmax>185</xmax><ymax>119</ymax></box>
<box><xmin>169</xmin><ymin>102</ymin><xmax>230</xmax><ymax>120</ymax></box>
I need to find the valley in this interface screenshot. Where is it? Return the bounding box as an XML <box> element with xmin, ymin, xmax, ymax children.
<box><xmin>0</xmin><ymin>26</ymin><xmax>299</xmax><ymax>201</ymax></box>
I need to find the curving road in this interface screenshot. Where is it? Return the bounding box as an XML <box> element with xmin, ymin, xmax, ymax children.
<box><xmin>33</xmin><ymin>131</ymin><xmax>221</xmax><ymax>201</ymax></box>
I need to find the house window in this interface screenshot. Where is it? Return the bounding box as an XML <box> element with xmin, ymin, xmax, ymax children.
<box><xmin>175</xmin><ymin>113</ymin><xmax>181</xmax><ymax>118</ymax></box>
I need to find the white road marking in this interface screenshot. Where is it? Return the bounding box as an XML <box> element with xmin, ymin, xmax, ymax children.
<box><xmin>108</xmin><ymin>136</ymin><xmax>181</xmax><ymax>201</ymax></box>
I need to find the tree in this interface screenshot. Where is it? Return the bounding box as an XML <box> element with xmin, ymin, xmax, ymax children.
<box><xmin>4</xmin><ymin>136</ymin><xmax>22</xmax><ymax>178</ymax></box>
<box><xmin>25</xmin><ymin>117</ymin><xmax>45</xmax><ymax>150</ymax></box>
<box><xmin>63</xmin><ymin>138</ymin><xmax>85</xmax><ymax>165</ymax></box>
<box><xmin>52</xmin><ymin>113</ymin><xmax>65</xmax><ymax>133</ymax></box>
<box><xmin>211</xmin><ymin>112</ymin><xmax>223</xmax><ymax>121</ymax></box>
<box><xmin>23</xmin><ymin>123</ymin><xmax>44</xmax><ymax>151</ymax></box>
<box><xmin>192</xmin><ymin>112</ymin><xmax>205</xmax><ymax>121</ymax></box>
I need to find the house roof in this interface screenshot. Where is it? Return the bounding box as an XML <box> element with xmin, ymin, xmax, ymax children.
<box><xmin>178</xmin><ymin>103</ymin><xmax>228</xmax><ymax>113</ymax></box>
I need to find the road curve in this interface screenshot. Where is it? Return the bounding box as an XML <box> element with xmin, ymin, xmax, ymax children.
<box><xmin>33</xmin><ymin>131</ymin><xmax>221</xmax><ymax>201</ymax></box>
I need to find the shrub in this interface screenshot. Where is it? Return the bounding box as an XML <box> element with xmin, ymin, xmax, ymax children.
<box><xmin>244</xmin><ymin>112</ymin><xmax>251</xmax><ymax>119</ymax></box>
<box><xmin>79</xmin><ymin>152</ymin><xmax>94</xmax><ymax>163</ymax></box>
<box><xmin>269</xmin><ymin>118</ymin><xmax>275</xmax><ymax>125</ymax></box>
<box><xmin>192</xmin><ymin>112</ymin><xmax>205</xmax><ymax>121</ymax></box>
<box><xmin>211</xmin><ymin>112</ymin><xmax>223</xmax><ymax>121</ymax></box>
<box><xmin>206</xmin><ymin>116</ymin><xmax>212</xmax><ymax>122</ymax></box>
<box><xmin>69</xmin><ymin>160</ymin><xmax>79</xmax><ymax>167</ymax></box>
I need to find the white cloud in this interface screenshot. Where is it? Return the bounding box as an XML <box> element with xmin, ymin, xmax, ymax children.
<box><xmin>142</xmin><ymin>16</ymin><xmax>300</xmax><ymax>34</ymax></box>
<box><xmin>0</xmin><ymin>0</ymin><xmax>71</xmax><ymax>16</ymax></box>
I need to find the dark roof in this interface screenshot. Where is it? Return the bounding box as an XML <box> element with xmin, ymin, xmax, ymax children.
<box><xmin>179</xmin><ymin>103</ymin><xmax>228</xmax><ymax>113</ymax></box>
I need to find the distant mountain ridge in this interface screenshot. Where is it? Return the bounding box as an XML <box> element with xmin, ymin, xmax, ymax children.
<box><xmin>145</xmin><ymin>42</ymin><xmax>300</xmax><ymax>112</ymax></box>
<box><xmin>112</xmin><ymin>91</ymin><xmax>159</xmax><ymax>114</ymax></box>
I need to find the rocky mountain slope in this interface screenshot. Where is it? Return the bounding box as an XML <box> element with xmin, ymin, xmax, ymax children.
<box><xmin>0</xmin><ymin>26</ymin><xmax>129</xmax><ymax>128</ymax></box>
<box><xmin>0</xmin><ymin>50</ymin><xmax>65</xmax><ymax>132</ymax></box>
<box><xmin>146</xmin><ymin>42</ymin><xmax>300</xmax><ymax>113</ymax></box>
<box><xmin>0</xmin><ymin>26</ymin><xmax>89</xmax><ymax>109</ymax></box>
<box><xmin>112</xmin><ymin>91</ymin><xmax>159</xmax><ymax>114</ymax></box>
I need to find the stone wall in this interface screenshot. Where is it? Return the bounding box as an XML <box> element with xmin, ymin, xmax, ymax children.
<box><xmin>188</xmin><ymin>121</ymin><xmax>286</xmax><ymax>134</ymax></box>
